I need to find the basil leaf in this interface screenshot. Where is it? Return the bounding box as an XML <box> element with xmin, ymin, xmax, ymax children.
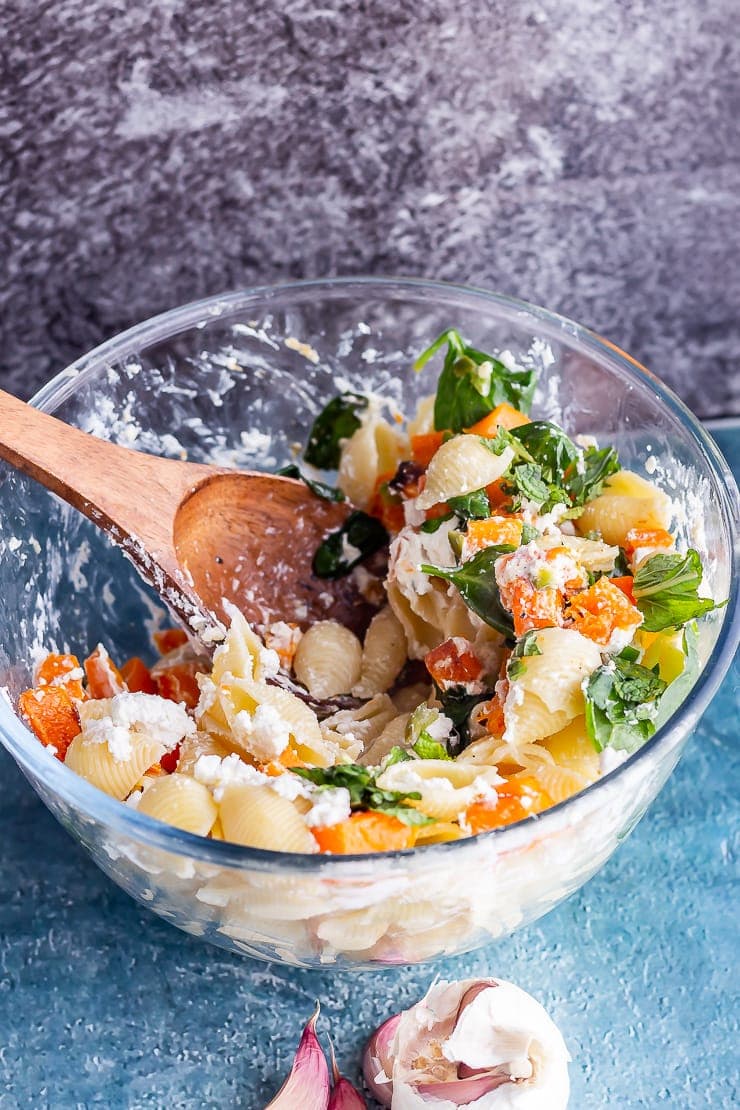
<box><xmin>585</xmin><ymin>656</ymin><xmax>667</xmax><ymax>753</ymax></box>
<box><xmin>509</xmin><ymin>463</ymin><xmax>552</xmax><ymax>505</ymax></box>
<box><xmin>421</xmin><ymin>545</ymin><xmax>516</xmax><ymax>637</ymax></box>
<box><xmin>414</xmin><ymin>329</ymin><xmax>537</xmax><ymax>432</ymax></box>
<box><xmin>632</xmin><ymin>549</ymin><xmax>722</xmax><ymax>631</ymax></box>
<box><xmin>304</xmin><ymin>393</ymin><xmax>368</xmax><ymax>469</ymax></box>
<box><xmin>654</xmin><ymin>622</ymin><xmax>700</xmax><ymax>729</ymax></box>
<box><xmin>507</xmin><ymin>630</ymin><xmax>543</xmax><ymax>680</ymax></box>
<box><xmin>420</xmin><ymin>512</ymin><xmax>454</xmax><ymax>534</ymax></box>
<box><xmin>413</xmin><ymin>735</ymin><xmax>453</xmax><ymax>761</ymax></box>
<box><xmin>293</xmin><ymin>764</ymin><xmax>434</xmax><ymax>826</ymax></box>
<box><xmin>564</xmin><ymin>446</ymin><xmax>621</xmax><ymax>506</ymax></box>
<box><xmin>447</xmin><ymin>488</ymin><xmax>491</xmax><ymax>520</ymax></box>
<box><xmin>276</xmin><ymin>464</ymin><xmax>346</xmax><ymax>502</ymax></box>
<box><xmin>312</xmin><ymin>510</ymin><xmax>388</xmax><ymax>579</ymax></box>
<box><xmin>510</xmin><ymin>421</ymin><xmax>579</xmax><ymax>477</ymax></box>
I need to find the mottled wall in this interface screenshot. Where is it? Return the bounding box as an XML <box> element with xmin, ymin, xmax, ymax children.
<box><xmin>2</xmin><ymin>0</ymin><xmax>739</xmax><ymax>415</ymax></box>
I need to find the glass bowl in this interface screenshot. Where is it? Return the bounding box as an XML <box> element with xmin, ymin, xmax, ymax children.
<box><xmin>0</xmin><ymin>278</ymin><xmax>737</xmax><ymax>970</ymax></box>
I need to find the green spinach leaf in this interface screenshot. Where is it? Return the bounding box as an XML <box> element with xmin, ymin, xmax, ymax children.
<box><xmin>420</xmin><ymin>545</ymin><xmax>516</xmax><ymax>637</ymax></box>
<box><xmin>304</xmin><ymin>393</ymin><xmax>369</xmax><ymax>469</ymax></box>
<box><xmin>293</xmin><ymin>764</ymin><xmax>434</xmax><ymax>827</ymax></box>
<box><xmin>312</xmin><ymin>510</ymin><xmax>388</xmax><ymax>578</ymax></box>
<box><xmin>276</xmin><ymin>464</ymin><xmax>346</xmax><ymax>502</ymax></box>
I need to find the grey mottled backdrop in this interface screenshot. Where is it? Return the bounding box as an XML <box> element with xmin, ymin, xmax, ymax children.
<box><xmin>2</xmin><ymin>0</ymin><xmax>739</xmax><ymax>415</ymax></box>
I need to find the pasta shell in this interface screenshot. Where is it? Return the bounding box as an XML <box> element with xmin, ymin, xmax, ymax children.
<box><xmin>218</xmin><ymin>784</ymin><xmax>318</xmax><ymax>853</ymax></box>
<box><xmin>65</xmin><ymin>734</ymin><xmax>165</xmax><ymax>801</ymax></box>
<box><xmin>137</xmin><ymin>774</ymin><xmax>218</xmax><ymax>835</ymax></box>
<box><xmin>293</xmin><ymin>621</ymin><xmax>363</xmax><ymax>699</ymax></box>
<box><xmin>413</xmin><ymin>435</ymin><xmax>514</xmax><ymax>510</ymax></box>
<box><xmin>576</xmin><ymin>470</ymin><xmax>673</xmax><ymax>547</ymax></box>
<box><xmin>337</xmin><ymin>413</ymin><xmax>404</xmax><ymax>509</ymax></box>
<box><xmin>353</xmin><ymin>606</ymin><xmax>408</xmax><ymax>697</ymax></box>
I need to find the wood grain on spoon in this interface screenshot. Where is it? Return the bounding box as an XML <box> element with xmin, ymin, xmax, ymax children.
<box><xmin>0</xmin><ymin>388</ymin><xmax>375</xmax><ymax>640</ymax></box>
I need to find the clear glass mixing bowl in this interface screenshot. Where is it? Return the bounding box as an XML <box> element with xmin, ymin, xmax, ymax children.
<box><xmin>0</xmin><ymin>278</ymin><xmax>737</xmax><ymax>969</ymax></box>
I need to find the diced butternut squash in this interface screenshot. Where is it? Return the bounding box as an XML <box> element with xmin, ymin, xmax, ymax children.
<box><xmin>464</xmin><ymin>516</ymin><xmax>523</xmax><ymax>556</ymax></box>
<box><xmin>155</xmin><ymin>665</ymin><xmax>201</xmax><ymax>709</ymax></box>
<box><xmin>424</xmin><ymin>637</ymin><xmax>483</xmax><ymax>689</ymax></box>
<box><xmin>575</xmin><ymin>470</ymin><xmax>673</xmax><ymax>547</ymax></box>
<box><xmin>467</xmin><ymin>403</ymin><xmax>530</xmax><ymax>435</ymax></box>
<box><xmin>566</xmin><ymin>576</ymin><xmax>642</xmax><ymax>647</ymax></box>
<box><xmin>18</xmin><ymin>685</ymin><xmax>80</xmax><ymax>761</ymax></box>
<box><xmin>624</xmin><ymin>527</ymin><xmax>675</xmax><ymax>563</ymax></box>
<box><xmin>499</xmin><ymin>578</ymin><xmax>562</xmax><ymax>638</ymax></box>
<box><xmin>410</xmin><ymin>432</ymin><xmax>445</xmax><ymax>468</ymax></box>
<box><xmin>466</xmin><ymin>775</ymin><xmax>551</xmax><ymax>832</ymax></box>
<box><xmin>312</xmin><ymin>811</ymin><xmax>416</xmax><ymax>854</ymax></box>
<box><xmin>35</xmin><ymin>653</ymin><xmax>85</xmax><ymax>700</ymax></box>
<box><xmin>485</xmin><ymin>478</ymin><xmax>513</xmax><ymax>511</ymax></box>
<box><xmin>153</xmin><ymin>628</ymin><xmax>189</xmax><ymax>655</ymax></box>
<box><xmin>84</xmin><ymin>644</ymin><xmax>126</xmax><ymax>699</ymax></box>
<box><xmin>610</xmin><ymin>576</ymin><xmax>636</xmax><ymax>605</ymax></box>
<box><xmin>120</xmin><ymin>657</ymin><xmax>157</xmax><ymax>694</ymax></box>
<box><xmin>367</xmin><ymin>472</ymin><xmax>406</xmax><ymax>533</ymax></box>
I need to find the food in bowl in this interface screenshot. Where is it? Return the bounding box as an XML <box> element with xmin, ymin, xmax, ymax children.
<box><xmin>17</xmin><ymin>327</ymin><xmax>723</xmax><ymax>856</ymax></box>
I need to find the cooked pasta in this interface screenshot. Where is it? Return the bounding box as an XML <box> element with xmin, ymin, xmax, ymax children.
<box><xmin>293</xmin><ymin>621</ymin><xmax>363</xmax><ymax>698</ymax></box>
<box><xmin>19</xmin><ymin>324</ymin><xmax>721</xmax><ymax>862</ymax></box>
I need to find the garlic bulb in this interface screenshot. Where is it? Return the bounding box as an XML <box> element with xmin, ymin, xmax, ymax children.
<box><xmin>363</xmin><ymin>978</ymin><xmax>570</xmax><ymax>1108</ymax></box>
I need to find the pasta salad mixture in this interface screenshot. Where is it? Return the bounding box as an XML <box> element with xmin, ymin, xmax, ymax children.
<box><xmin>18</xmin><ymin>329</ymin><xmax>723</xmax><ymax>855</ymax></box>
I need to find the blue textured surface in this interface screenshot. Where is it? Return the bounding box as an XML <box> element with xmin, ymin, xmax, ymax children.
<box><xmin>0</xmin><ymin>429</ymin><xmax>737</xmax><ymax>1109</ymax></box>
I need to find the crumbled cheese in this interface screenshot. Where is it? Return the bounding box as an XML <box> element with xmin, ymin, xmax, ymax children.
<box><xmin>426</xmin><ymin>713</ymin><xmax>455</xmax><ymax>742</ymax></box>
<box><xmin>574</xmin><ymin>434</ymin><xmax>598</xmax><ymax>450</ymax></box>
<box><xmin>78</xmin><ymin>693</ymin><xmax>195</xmax><ymax>763</ymax></box>
<box><xmin>645</xmin><ymin>455</ymin><xmax>658</xmax><ymax>475</ymax></box>
<box><xmin>303</xmin><ymin>787</ymin><xmax>352</xmax><ymax>828</ymax></box>
<box><xmin>7</xmin><ymin>537</ymin><xmax>21</xmax><ymax>552</ymax></box>
<box><xmin>341</xmin><ymin>533</ymin><xmax>363</xmax><ymax>565</ymax></box>
<box><xmin>193</xmin><ymin>752</ymin><xmax>268</xmax><ymax>800</ymax></box>
<box><xmin>231</xmin><ymin>703</ymin><xmax>292</xmax><ymax>763</ymax></box>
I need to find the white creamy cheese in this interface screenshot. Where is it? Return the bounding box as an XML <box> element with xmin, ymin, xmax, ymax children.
<box><xmin>77</xmin><ymin>693</ymin><xmax>195</xmax><ymax>763</ymax></box>
<box><xmin>302</xmin><ymin>787</ymin><xmax>352</xmax><ymax>828</ymax></box>
<box><xmin>193</xmin><ymin>752</ymin><xmax>268</xmax><ymax>800</ymax></box>
<box><xmin>231</xmin><ymin>703</ymin><xmax>292</xmax><ymax>763</ymax></box>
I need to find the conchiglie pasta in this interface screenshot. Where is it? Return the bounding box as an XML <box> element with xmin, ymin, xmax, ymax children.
<box><xmin>376</xmin><ymin>760</ymin><xmax>502</xmax><ymax>822</ymax></box>
<box><xmin>137</xmin><ymin>773</ymin><xmax>218</xmax><ymax>835</ymax></box>
<box><xmin>576</xmin><ymin>469</ymin><xmax>673</xmax><ymax>547</ymax></box>
<box><xmin>337</xmin><ymin>411</ymin><xmax>404</xmax><ymax>508</ymax></box>
<box><xmin>293</xmin><ymin>621</ymin><xmax>363</xmax><ymax>698</ymax></box>
<box><xmin>407</xmin><ymin>393</ymin><xmax>436</xmax><ymax>438</ymax></box>
<box><xmin>65</xmin><ymin>734</ymin><xmax>165</xmax><ymax>800</ymax></box>
<box><xmin>321</xmin><ymin>694</ymin><xmax>399</xmax><ymax>755</ymax></box>
<box><xmin>218</xmin><ymin>784</ymin><xmax>318</xmax><ymax>852</ymax></box>
<box><xmin>539</xmin><ymin>534</ymin><xmax>619</xmax><ymax>574</ymax></box>
<box><xmin>504</xmin><ymin>627</ymin><xmax>603</xmax><ymax>747</ymax></box>
<box><xmin>353</xmin><ymin>606</ymin><xmax>408</xmax><ymax>697</ymax></box>
<box><xmin>413</xmin><ymin>434</ymin><xmax>514</xmax><ymax>510</ymax></box>
<box><xmin>360</xmin><ymin>712</ymin><xmax>410</xmax><ymax>766</ymax></box>
<box><xmin>176</xmin><ymin>731</ymin><xmax>240</xmax><ymax>776</ymax></box>
<box><xmin>540</xmin><ymin>717</ymin><xmax>600</xmax><ymax>779</ymax></box>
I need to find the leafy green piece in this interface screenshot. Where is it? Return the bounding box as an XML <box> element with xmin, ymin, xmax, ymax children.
<box><xmin>585</xmin><ymin>655</ymin><xmax>667</xmax><ymax>753</ymax></box>
<box><xmin>276</xmin><ymin>464</ymin><xmax>346</xmax><ymax>502</ymax></box>
<box><xmin>507</xmin><ymin>630</ymin><xmax>543</xmax><ymax>680</ymax></box>
<box><xmin>312</xmin><ymin>510</ymin><xmax>388</xmax><ymax>578</ymax></box>
<box><xmin>420</xmin><ymin>512</ymin><xmax>454</xmax><ymax>534</ymax></box>
<box><xmin>632</xmin><ymin>549</ymin><xmax>723</xmax><ymax>631</ymax></box>
<box><xmin>510</xmin><ymin>421</ymin><xmax>579</xmax><ymax>477</ymax></box>
<box><xmin>414</xmin><ymin>329</ymin><xmax>537</xmax><ymax>432</ymax></box>
<box><xmin>433</xmin><ymin>682</ymin><xmax>490</xmax><ymax>752</ymax></box>
<box><xmin>447</xmin><ymin>488</ymin><xmax>491</xmax><ymax>521</ymax></box>
<box><xmin>382</xmin><ymin>746</ymin><xmax>413</xmax><ymax>768</ymax></box>
<box><xmin>564</xmin><ymin>446</ymin><xmax>621</xmax><ymax>506</ymax></box>
<box><xmin>520</xmin><ymin>522</ymin><xmax>540</xmax><ymax>545</ymax></box>
<box><xmin>420</xmin><ymin>545</ymin><xmax>516</xmax><ymax>637</ymax></box>
<box><xmin>413</xmin><ymin>735</ymin><xmax>453</xmax><ymax>761</ymax></box>
<box><xmin>654</xmin><ymin>622</ymin><xmax>700</xmax><ymax>729</ymax></box>
<box><xmin>304</xmin><ymin>393</ymin><xmax>368</xmax><ymax>469</ymax></box>
<box><xmin>293</xmin><ymin>764</ymin><xmax>433</xmax><ymax>827</ymax></box>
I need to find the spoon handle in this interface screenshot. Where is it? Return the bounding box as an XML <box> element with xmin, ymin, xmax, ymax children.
<box><xmin>0</xmin><ymin>387</ymin><xmax>205</xmax><ymax>562</ymax></box>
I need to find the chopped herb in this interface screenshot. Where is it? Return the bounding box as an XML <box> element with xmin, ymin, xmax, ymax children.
<box><xmin>520</xmin><ymin>522</ymin><xmax>540</xmax><ymax>545</ymax></box>
<box><xmin>381</xmin><ymin>746</ymin><xmax>413</xmax><ymax>768</ymax></box>
<box><xmin>421</xmin><ymin>545</ymin><xmax>516</xmax><ymax>637</ymax></box>
<box><xmin>564</xmin><ymin>445</ymin><xmax>621</xmax><ymax>506</ymax></box>
<box><xmin>509</xmin><ymin>463</ymin><xmax>557</xmax><ymax>506</ymax></box>
<box><xmin>447</xmin><ymin>488</ymin><xmax>491</xmax><ymax>521</ymax></box>
<box><xmin>312</xmin><ymin>510</ymin><xmax>388</xmax><ymax>578</ymax></box>
<box><xmin>304</xmin><ymin>393</ymin><xmax>368</xmax><ymax>469</ymax></box>
<box><xmin>585</xmin><ymin>655</ymin><xmax>667</xmax><ymax>753</ymax></box>
<box><xmin>507</xmin><ymin>630</ymin><xmax>543</xmax><ymax>680</ymax></box>
<box><xmin>420</xmin><ymin>512</ymin><xmax>454</xmax><ymax>534</ymax></box>
<box><xmin>414</xmin><ymin>329</ymin><xmax>537</xmax><ymax>433</ymax></box>
<box><xmin>413</xmin><ymin>735</ymin><xmax>453</xmax><ymax>761</ymax></box>
<box><xmin>611</xmin><ymin>548</ymin><xmax>631</xmax><ymax>577</ymax></box>
<box><xmin>510</xmin><ymin>421</ymin><xmax>580</xmax><ymax>477</ymax></box>
<box><xmin>293</xmin><ymin>764</ymin><xmax>433</xmax><ymax>827</ymax></box>
<box><xmin>276</xmin><ymin>464</ymin><xmax>346</xmax><ymax>502</ymax></box>
<box><xmin>632</xmin><ymin>549</ymin><xmax>723</xmax><ymax>631</ymax></box>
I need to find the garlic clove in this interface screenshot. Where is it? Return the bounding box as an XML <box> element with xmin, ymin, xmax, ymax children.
<box><xmin>265</xmin><ymin>1004</ymin><xmax>330</xmax><ymax>1109</ymax></box>
<box><xmin>363</xmin><ymin>978</ymin><xmax>570</xmax><ymax>1109</ymax></box>
<box><xmin>328</xmin><ymin>1039</ymin><xmax>368</xmax><ymax>1108</ymax></box>
<box><xmin>361</xmin><ymin>1013</ymin><xmax>400</xmax><ymax>1107</ymax></box>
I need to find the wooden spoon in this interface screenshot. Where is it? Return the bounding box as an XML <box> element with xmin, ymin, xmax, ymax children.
<box><xmin>0</xmin><ymin>389</ymin><xmax>376</xmax><ymax>642</ymax></box>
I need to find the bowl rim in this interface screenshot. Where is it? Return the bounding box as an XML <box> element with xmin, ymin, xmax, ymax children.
<box><xmin>2</xmin><ymin>275</ymin><xmax>738</xmax><ymax>870</ymax></box>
